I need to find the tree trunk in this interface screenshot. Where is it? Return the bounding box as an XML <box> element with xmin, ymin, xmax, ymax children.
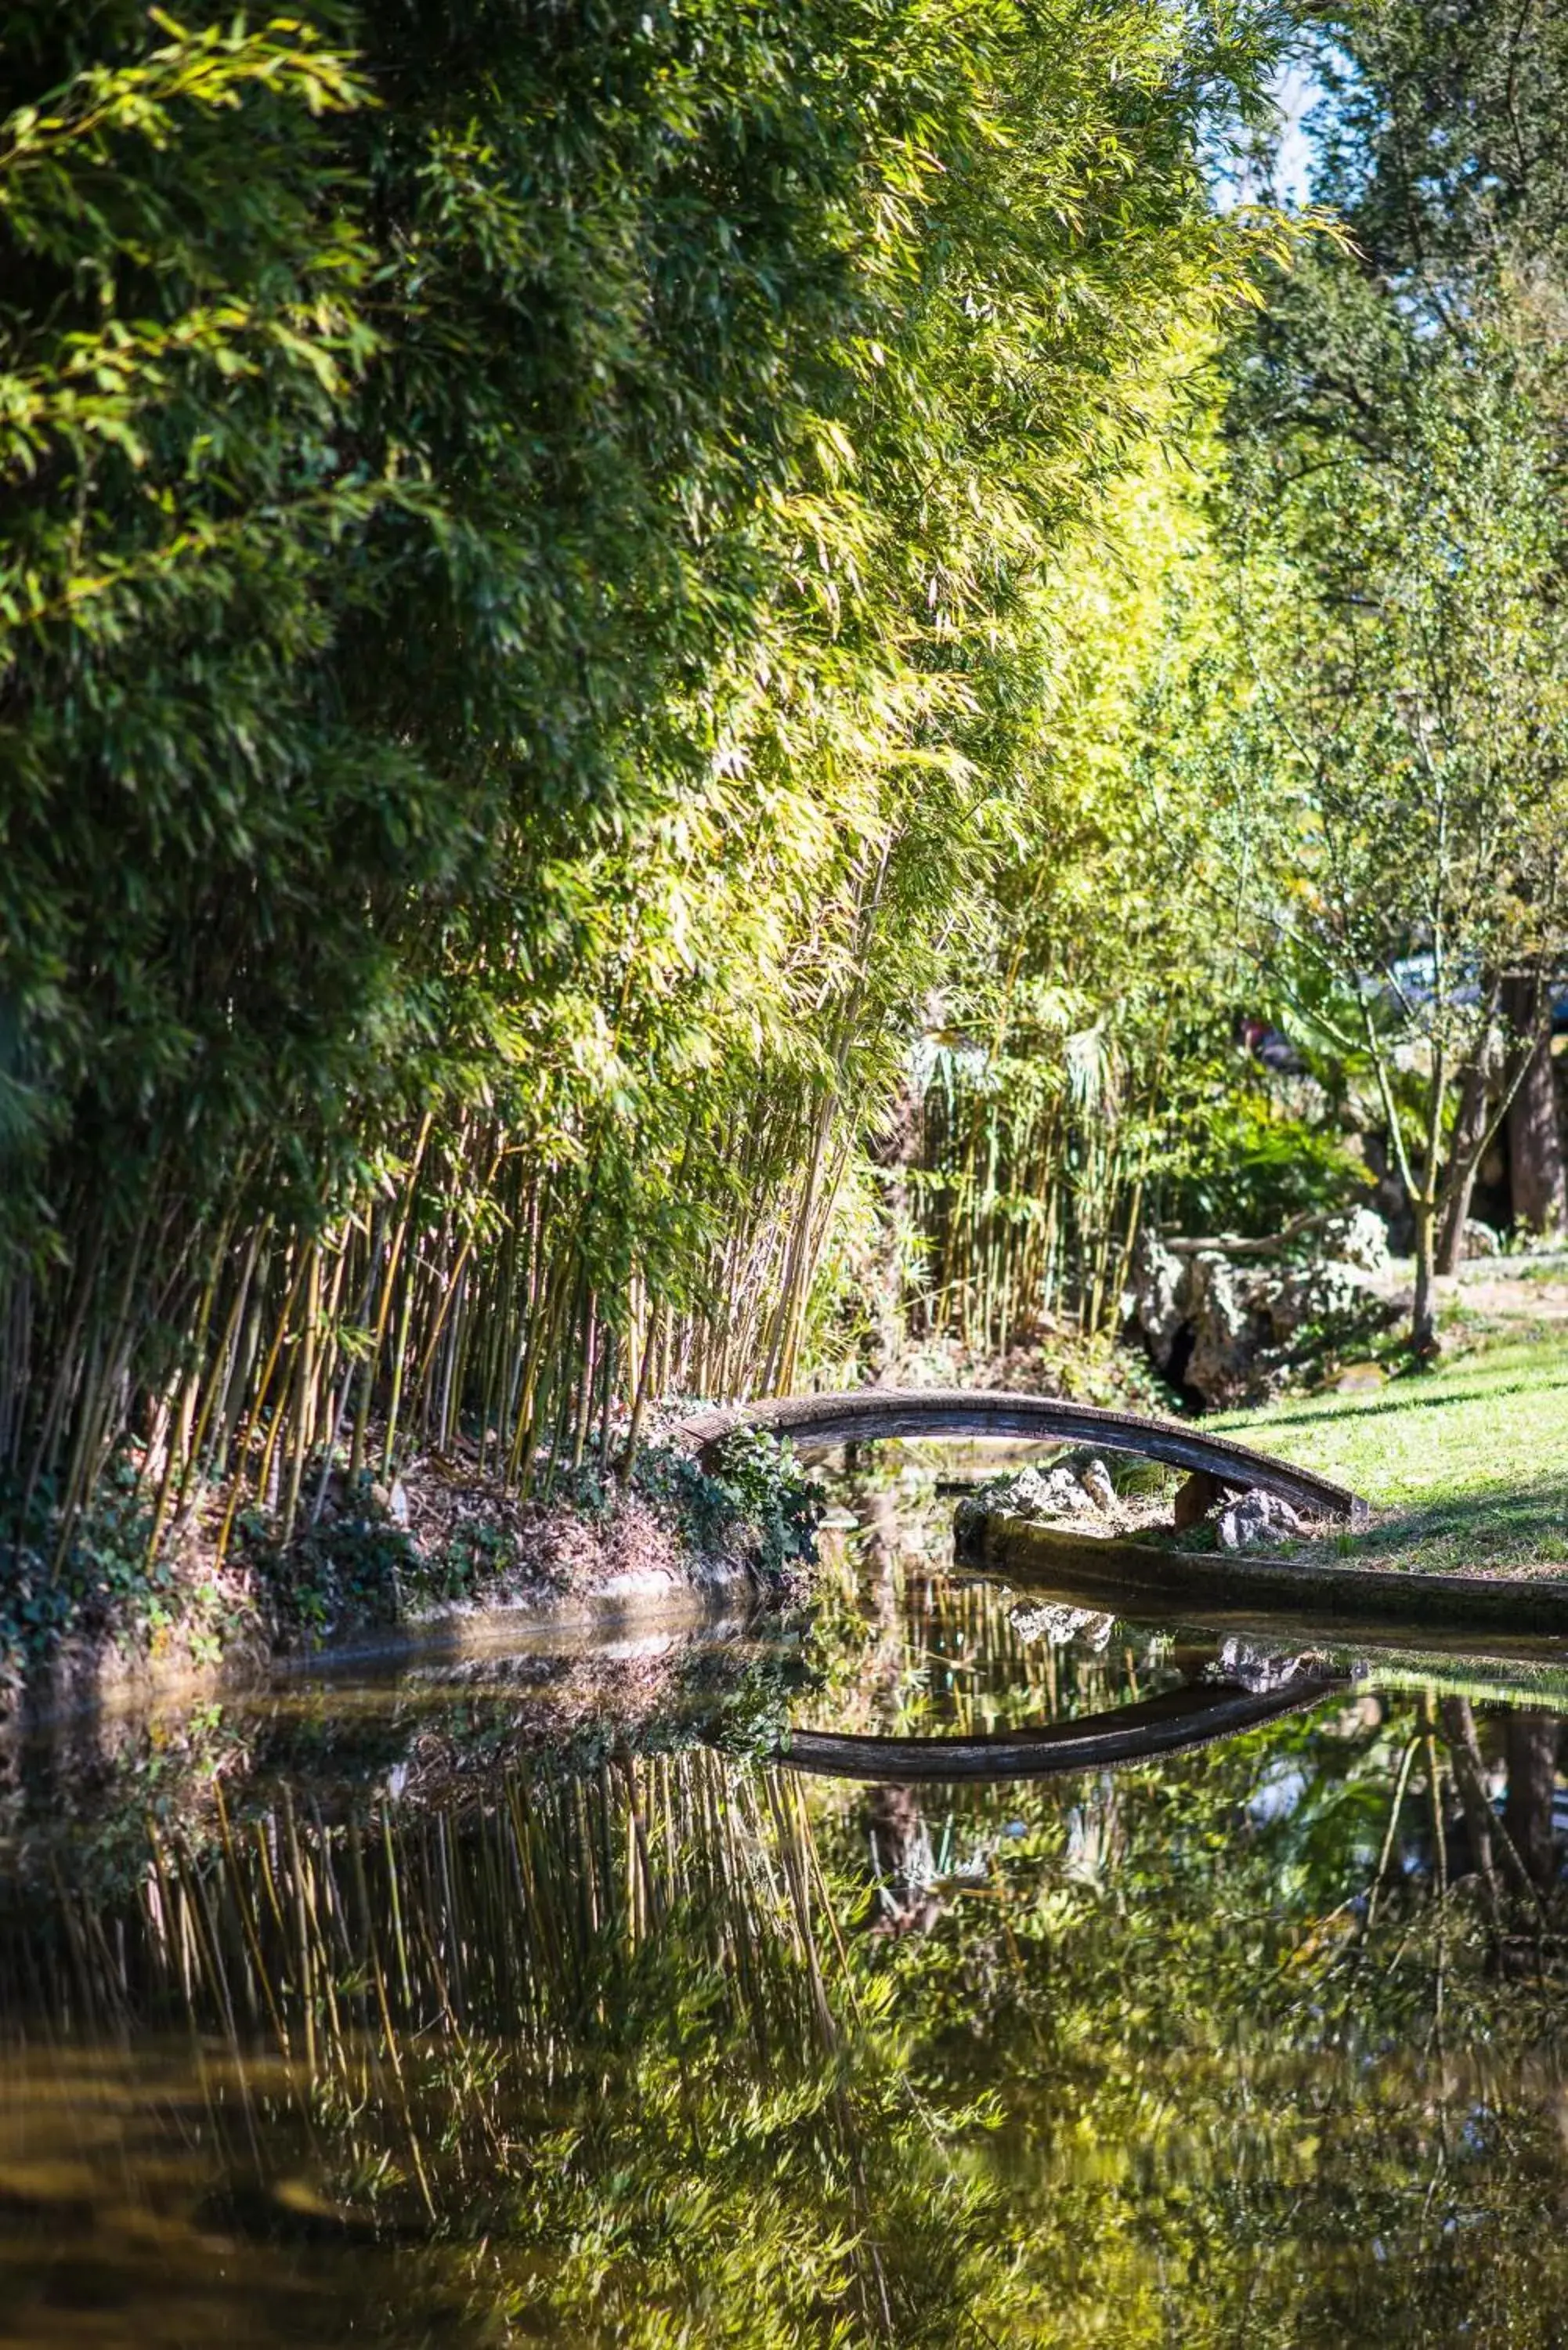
<box><xmin>1436</xmin><ymin>1059</ymin><xmax>1491</xmax><ymax>1274</ymax></box>
<box><xmin>1410</xmin><ymin>1196</ymin><xmax>1438</xmax><ymax>1358</ymax></box>
<box><xmin>1502</xmin><ymin>974</ymin><xmax>1566</xmax><ymax>1237</ymax></box>
<box><xmin>1439</xmin><ymin>1697</ymin><xmax>1500</xmax><ymax>1905</ymax></box>
<box><xmin>1504</xmin><ymin>1710</ymin><xmax>1560</xmax><ymax>1890</ymax></box>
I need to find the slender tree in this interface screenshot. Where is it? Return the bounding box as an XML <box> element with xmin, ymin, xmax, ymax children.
<box><xmin>1218</xmin><ymin>269</ymin><xmax>1568</xmax><ymax>1347</ymax></box>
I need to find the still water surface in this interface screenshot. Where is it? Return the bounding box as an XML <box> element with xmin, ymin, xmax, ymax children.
<box><xmin>3</xmin><ymin>1456</ymin><xmax>1568</xmax><ymax>2347</ymax></box>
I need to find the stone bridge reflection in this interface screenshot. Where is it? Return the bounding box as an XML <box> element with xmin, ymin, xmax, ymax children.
<box><xmin>780</xmin><ymin>1670</ymin><xmax>1341</xmax><ymax>1783</ymax></box>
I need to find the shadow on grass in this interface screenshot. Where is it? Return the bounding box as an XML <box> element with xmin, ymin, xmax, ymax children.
<box><xmin>1229</xmin><ymin>1367</ymin><xmax>1568</xmax><ymax>1437</ymax></box>
<box><xmin>1352</xmin><ymin>1469</ymin><xmax>1568</xmax><ymax>1573</ymax></box>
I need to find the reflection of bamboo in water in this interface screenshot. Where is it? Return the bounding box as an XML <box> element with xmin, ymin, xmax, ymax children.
<box><xmin>898</xmin><ymin>1568</ymin><xmax>1136</xmax><ymax>1736</ymax></box>
<box><xmin>1363</xmin><ymin>1731</ymin><xmax>1422</xmax><ymax>1946</ymax></box>
<box><xmin>836</xmin><ymin>1498</ymin><xmax>1151</xmax><ymax>1928</ymax></box>
<box><xmin>130</xmin><ymin>1753</ymin><xmax>830</xmax><ymax>2041</ymax></box>
<box><xmin>9</xmin><ymin>1694</ymin><xmax>1566</xmax><ymax>2345</ymax></box>
<box><xmin>8</xmin><ymin>1752</ymin><xmax>963</xmax><ymax>2340</ymax></box>
<box><xmin>849</xmin><ymin>1479</ymin><xmax>943</xmax><ymax>1939</ymax></box>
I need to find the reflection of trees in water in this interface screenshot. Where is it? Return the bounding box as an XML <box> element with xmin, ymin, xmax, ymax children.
<box><xmin>865</xmin><ymin>1782</ymin><xmax>941</xmax><ymax>1936</ymax></box>
<box><xmin>2</xmin><ymin>1653</ymin><xmax>1567</xmax><ymax>2345</ymax></box>
<box><xmin>852</xmin><ymin>1474</ymin><xmax>944</xmax><ymax>1936</ymax></box>
<box><xmin>1</xmin><ymin>1752</ymin><xmax>994</xmax><ymax>2346</ymax></box>
<box><xmin>835</xmin><ymin>1467</ymin><xmax>1170</xmax><ymax>1935</ymax></box>
<box><xmin>1506</xmin><ymin>1709</ymin><xmax>1563</xmax><ymax>1891</ymax></box>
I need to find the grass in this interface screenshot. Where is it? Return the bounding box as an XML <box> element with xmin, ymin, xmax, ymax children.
<box><xmin>1216</xmin><ymin>1325</ymin><xmax>1568</xmax><ymax>1578</ymax></box>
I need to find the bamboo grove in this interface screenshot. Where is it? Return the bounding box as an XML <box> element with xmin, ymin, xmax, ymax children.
<box><xmin>14</xmin><ymin>0</ymin><xmax>1568</xmax><ymax>1580</ymax></box>
<box><xmin>0</xmin><ymin>0</ymin><xmax>1290</xmax><ymax>1562</ymax></box>
<box><xmin>907</xmin><ymin>450</ymin><xmax>1262</xmax><ymax>1359</ymax></box>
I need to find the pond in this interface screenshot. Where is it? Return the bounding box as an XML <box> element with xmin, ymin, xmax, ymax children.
<box><xmin>3</xmin><ymin>1448</ymin><xmax>1567</xmax><ymax>2348</ymax></box>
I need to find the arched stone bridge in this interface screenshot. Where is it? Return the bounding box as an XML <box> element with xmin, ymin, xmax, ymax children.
<box><xmin>677</xmin><ymin>1386</ymin><xmax>1369</xmax><ymax>1528</ymax></box>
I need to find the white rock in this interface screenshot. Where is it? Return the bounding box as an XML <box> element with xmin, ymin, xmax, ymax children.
<box><xmin>1216</xmin><ymin>1488</ymin><xmax>1302</xmax><ymax>1550</ymax></box>
<box><xmin>1006</xmin><ymin>1463</ymin><xmax>1099</xmax><ymax>1520</ymax></box>
<box><xmin>1217</xmin><ymin>1636</ymin><xmax>1323</xmax><ymax>1690</ymax></box>
<box><xmin>1324</xmin><ymin>1205</ymin><xmax>1393</xmax><ymax>1274</ymax></box>
<box><xmin>1009</xmin><ymin>1602</ymin><xmax>1117</xmax><ymax>1649</ymax></box>
<box><xmin>1078</xmin><ymin>1458</ymin><xmax>1116</xmax><ymax>1513</ymax></box>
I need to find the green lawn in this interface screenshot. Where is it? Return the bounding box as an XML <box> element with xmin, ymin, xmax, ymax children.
<box><xmin>1217</xmin><ymin>1327</ymin><xmax>1568</xmax><ymax>1577</ymax></box>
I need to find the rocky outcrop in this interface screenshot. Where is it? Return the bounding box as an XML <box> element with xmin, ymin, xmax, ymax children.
<box><xmin>982</xmin><ymin>1458</ymin><xmax>1115</xmax><ymax>1524</ymax></box>
<box><xmin>1125</xmin><ymin>1211</ymin><xmax>1401</xmax><ymax>1409</ymax></box>
<box><xmin>953</xmin><ymin>1456</ymin><xmax>1172</xmax><ymax>1549</ymax></box>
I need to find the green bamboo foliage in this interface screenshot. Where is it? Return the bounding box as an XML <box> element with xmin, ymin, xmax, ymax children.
<box><xmin>0</xmin><ymin>3</ymin><xmax>1288</xmax><ymax>1567</ymax></box>
<box><xmin>908</xmin><ymin>449</ymin><xmax>1252</xmax><ymax>1355</ymax></box>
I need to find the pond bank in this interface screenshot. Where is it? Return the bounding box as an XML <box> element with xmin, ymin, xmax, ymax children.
<box><xmin>13</xmin><ymin>1307</ymin><xmax>1568</xmax><ymax>1733</ymax></box>
<box><xmin>0</xmin><ymin>1430</ymin><xmax>823</xmax><ymax>1732</ymax></box>
<box><xmin>959</xmin><ymin>1511</ymin><xmax>1568</xmax><ymax>1632</ymax></box>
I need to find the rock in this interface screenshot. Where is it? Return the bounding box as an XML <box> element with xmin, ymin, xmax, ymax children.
<box><xmin>1268</xmin><ymin>1258</ymin><xmax>1387</xmax><ymax>1343</ymax></box>
<box><xmin>1321</xmin><ymin>1205</ymin><xmax>1392</xmax><ymax>1274</ymax></box>
<box><xmin>1461</xmin><ymin>1217</ymin><xmax>1501</xmax><ymax>1259</ymax></box>
<box><xmin>1010</xmin><ymin>1602</ymin><xmax>1115</xmax><ymax>1650</ymax></box>
<box><xmin>1077</xmin><ymin>1458</ymin><xmax>1115</xmax><ymax>1513</ymax></box>
<box><xmin>1180</xmin><ymin>1250</ymin><xmax>1258</xmax><ymax>1408</ymax></box>
<box><xmin>1215</xmin><ymin>1636</ymin><xmax>1327</xmax><ymax>1691</ymax></box>
<box><xmin>1125</xmin><ymin>1227</ymin><xmax>1400</xmax><ymax>1410</ymax></box>
<box><xmin>1123</xmin><ymin>1234</ymin><xmax>1187</xmax><ymax>1365</ymax></box>
<box><xmin>1216</xmin><ymin>1488</ymin><xmax>1303</xmax><ymax>1551</ymax></box>
<box><xmin>955</xmin><ymin>1462</ymin><xmax>1100</xmax><ymax>1547</ymax></box>
<box><xmin>1000</xmin><ymin>1463</ymin><xmax>1102</xmax><ymax>1522</ymax></box>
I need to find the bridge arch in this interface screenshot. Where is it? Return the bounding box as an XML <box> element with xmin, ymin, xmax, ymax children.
<box><xmin>677</xmin><ymin>1386</ymin><xmax>1367</xmax><ymax>1527</ymax></box>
